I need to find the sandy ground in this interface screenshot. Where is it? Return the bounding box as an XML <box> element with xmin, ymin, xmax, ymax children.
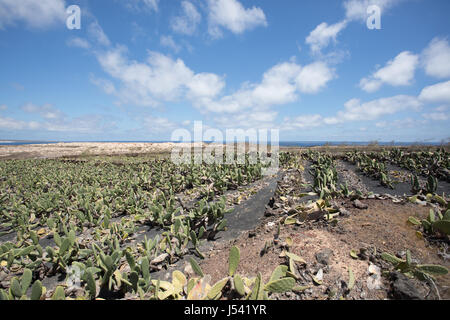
<box><xmin>1</xmin><ymin>142</ymin><xmax>447</xmax><ymax>160</ymax></box>
<box><xmin>0</xmin><ymin>142</ymin><xmax>206</xmax><ymax>160</ymax></box>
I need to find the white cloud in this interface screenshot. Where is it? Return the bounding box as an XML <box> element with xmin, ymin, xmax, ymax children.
<box><xmin>93</xmin><ymin>44</ymin><xmax>334</xmax><ymax>117</ymax></box>
<box><xmin>186</xmin><ymin>73</ymin><xmax>225</xmax><ymax>100</ymax></box>
<box><xmin>67</xmin><ymin>37</ymin><xmax>91</xmax><ymax>49</ymax></box>
<box><xmin>296</xmin><ymin>61</ymin><xmax>336</xmax><ymax>94</ymax></box>
<box><xmin>21</xmin><ymin>103</ymin><xmax>64</xmax><ymax>120</ymax></box>
<box><xmin>0</xmin><ymin>104</ymin><xmax>7</xmax><ymax>111</ymax></box>
<box><xmin>359</xmin><ymin>51</ymin><xmax>418</xmax><ymax>92</ymax></box>
<box><xmin>422</xmin><ymin>112</ymin><xmax>449</xmax><ymax>121</ymax></box>
<box><xmin>305</xmin><ymin>21</ymin><xmax>348</xmax><ymax>55</ymax></box>
<box><xmin>344</xmin><ymin>0</ymin><xmax>402</xmax><ymax>22</ymax></box>
<box><xmin>419</xmin><ymin>80</ymin><xmax>450</xmax><ymax>104</ymax></box>
<box><xmin>0</xmin><ymin>116</ymin><xmax>37</xmax><ymax>130</ymax></box>
<box><xmin>422</xmin><ymin>37</ymin><xmax>450</xmax><ymax>79</ymax></box>
<box><xmin>284</xmin><ymin>114</ymin><xmax>323</xmax><ymax>130</ymax></box>
<box><xmin>207</xmin><ymin>0</ymin><xmax>267</xmax><ymax>38</ymax></box>
<box><xmin>0</xmin><ymin>0</ymin><xmax>66</xmax><ymax>29</ymax></box>
<box><xmin>160</xmin><ymin>35</ymin><xmax>181</xmax><ymax>53</ymax></box>
<box><xmin>142</xmin><ymin>116</ymin><xmax>178</xmax><ymax>133</ymax></box>
<box><xmin>171</xmin><ymin>1</ymin><xmax>201</xmax><ymax>35</ymax></box>
<box><xmin>305</xmin><ymin>0</ymin><xmax>402</xmax><ymax>55</ymax></box>
<box><xmin>94</xmin><ymin>46</ymin><xmax>225</xmax><ymax>108</ymax></box>
<box><xmin>88</xmin><ymin>21</ymin><xmax>111</xmax><ymax>47</ymax></box>
<box><xmin>214</xmin><ymin>110</ymin><xmax>278</xmax><ymax>129</ymax></box>
<box><xmin>197</xmin><ymin>60</ymin><xmax>334</xmax><ymax>114</ymax></box>
<box><xmin>142</xmin><ymin>0</ymin><xmax>159</xmax><ymax>11</ymax></box>
<box><xmin>325</xmin><ymin>95</ymin><xmax>422</xmax><ymax>123</ymax></box>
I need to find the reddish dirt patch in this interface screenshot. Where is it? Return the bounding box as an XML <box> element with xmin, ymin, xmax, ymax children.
<box><xmin>337</xmin><ymin>199</ymin><xmax>443</xmax><ymax>265</ymax></box>
<box><xmin>198</xmin><ymin>198</ymin><xmax>449</xmax><ymax>300</ymax></box>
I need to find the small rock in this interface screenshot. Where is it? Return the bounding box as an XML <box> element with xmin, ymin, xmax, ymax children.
<box><xmin>353</xmin><ymin>200</ymin><xmax>368</xmax><ymax>209</ymax></box>
<box><xmin>315</xmin><ymin>248</ymin><xmax>333</xmax><ymax>265</ymax></box>
<box><xmin>315</xmin><ymin>269</ymin><xmax>323</xmax><ymax>281</ymax></box>
<box><xmin>266</xmin><ymin>222</ymin><xmax>275</xmax><ymax>228</ymax></box>
<box><xmin>151</xmin><ymin>253</ymin><xmax>169</xmax><ymax>265</ymax></box>
<box><xmin>264</xmin><ymin>209</ymin><xmax>275</xmax><ymax>217</ymax></box>
<box><xmin>390</xmin><ymin>272</ymin><xmax>422</xmax><ymax>300</ymax></box>
<box><xmin>248</xmin><ymin>231</ymin><xmax>256</xmax><ymax>238</ymax></box>
<box><xmin>184</xmin><ymin>263</ymin><xmax>194</xmax><ymax>276</ymax></box>
<box><xmin>368</xmin><ymin>264</ymin><xmax>380</xmax><ymax>275</ymax></box>
<box><xmin>339</xmin><ymin>208</ymin><xmax>350</xmax><ymax>217</ymax></box>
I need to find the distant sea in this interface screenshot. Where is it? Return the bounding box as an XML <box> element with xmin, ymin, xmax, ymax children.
<box><xmin>0</xmin><ymin>140</ymin><xmax>444</xmax><ymax>147</ymax></box>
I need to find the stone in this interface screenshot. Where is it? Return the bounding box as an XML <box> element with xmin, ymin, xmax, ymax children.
<box><xmin>390</xmin><ymin>272</ymin><xmax>422</xmax><ymax>300</ymax></box>
<box><xmin>315</xmin><ymin>248</ymin><xmax>333</xmax><ymax>265</ymax></box>
<box><xmin>339</xmin><ymin>208</ymin><xmax>351</xmax><ymax>217</ymax></box>
<box><xmin>353</xmin><ymin>200</ymin><xmax>368</xmax><ymax>209</ymax></box>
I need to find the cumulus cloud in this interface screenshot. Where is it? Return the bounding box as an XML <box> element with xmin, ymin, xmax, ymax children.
<box><xmin>0</xmin><ymin>0</ymin><xmax>66</xmax><ymax>29</ymax></box>
<box><xmin>296</xmin><ymin>61</ymin><xmax>336</xmax><ymax>94</ymax></box>
<box><xmin>326</xmin><ymin>95</ymin><xmax>422</xmax><ymax>123</ymax></box>
<box><xmin>92</xmin><ymin>43</ymin><xmax>334</xmax><ymax>130</ymax></box>
<box><xmin>305</xmin><ymin>21</ymin><xmax>348</xmax><ymax>55</ymax></box>
<box><xmin>305</xmin><ymin>0</ymin><xmax>402</xmax><ymax>55</ymax></box>
<box><xmin>207</xmin><ymin>0</ymin><xmax>267</xmax><ymax>38</ymax></box>
<box><xmin>283</xmin><ymin>114</ymin><xmax>323</xmax><ymax>130</ymax></box>
<box><xmin>93</xmin><ymin>46</ymin><xmax>225</xmax><ymax>107</ymax></box>
<box><xmin>196</xmin><ymin>60</ymin><xmax>335</xmax><ymax>114</ymax></box>
<box><xmin>419</xmin><ymin>80</ymin><xmax>450</xmax><ymax>104</ymax></box>
<box><xmin>359</xmin><ymin>51</ymin><xmax>419</xmax><ymax>92</ymax></box>
<box><xmin>171</xmin><ymin>1</ymin><xmax>201</xmax><ymax>35</ymax></box>
<box><xmin>422</xmin><ymin>37</ymin><xmax>450</xmax><ymax>79</ymax></box>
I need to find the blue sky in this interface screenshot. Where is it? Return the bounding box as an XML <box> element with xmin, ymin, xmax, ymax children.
<box><xmin>0</xmin><ymin>0</ymin><xmax>449</xmax><ymax>142</ymax></box>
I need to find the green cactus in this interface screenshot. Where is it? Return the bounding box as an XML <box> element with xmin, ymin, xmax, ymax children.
<box><xmin>432</xmin><ymin>220</ymin><xmax>450</xmax><ymax>235</ymax></box>
<box><xmin>249</xmin><ymin>272</ymin><xmax>264</xmax><ymax>300</ymax></box>
<box><xmin>269</xmin><ymin>265</ymin><xmax>288</xmax><ymax>282</ymax></box>
<box><xmin>30</xmin><ymin>280</ymin><xmax>43</xmax><ymax>300</ymax></box>
<box><xmin>85</xmin><ymin>270</ymin><xmax>97</xmax><ymax>299</ymax></box>
<box><xmin>348</xmin><ymin>267</ymin><xmax>355</xmax><ymax>290</ymax></box>
<box><xmin>382</xmin><ymin>250</ymin><xmax>448</xmax><ymax>282</ymax></box>
<box><xmin>264</xmin><ymin>277</ymin><xmax>295</xmax><ymax>293</ymax></box>
<box><xmin>20</xmin><ymin>269</ymin><xmax>32</xmax><ymax>296</ymax></box>
<box><xmin>189</xmin><ymin>257</ymin><xmax>204</xmax><ymax>278</ymax></box>
<box><xmin>10</xmin><ymin>278</ymin><xmax>22</xmax><ymax>298</ymax></box>
<box><xmin>410</xmin><ymin>174</ymin><xmax>420</xmax><ymax>194</ymax></box>
<box><xmin>228</xmin><ymin>246</ymin><xmax>240</xmax><ymax>277</ymax></box>
<box><xmin>425</xmin><ymin>176</ymin><xmax>438</xmax><ymax>194</ymax></box>
<box><xmin>207</xmin><ymin>278</ymin><xmax>229</xmax><ymax>300</ymax></box>
<box><xmin>233</xmin><ymin>274</ymin><xmax>245</xmax><ymax>296</ymax></box>
<box><xmin>51</xmin><ymin>286</ymin><xmax>66</xmax><ymax>300</ymax></box>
